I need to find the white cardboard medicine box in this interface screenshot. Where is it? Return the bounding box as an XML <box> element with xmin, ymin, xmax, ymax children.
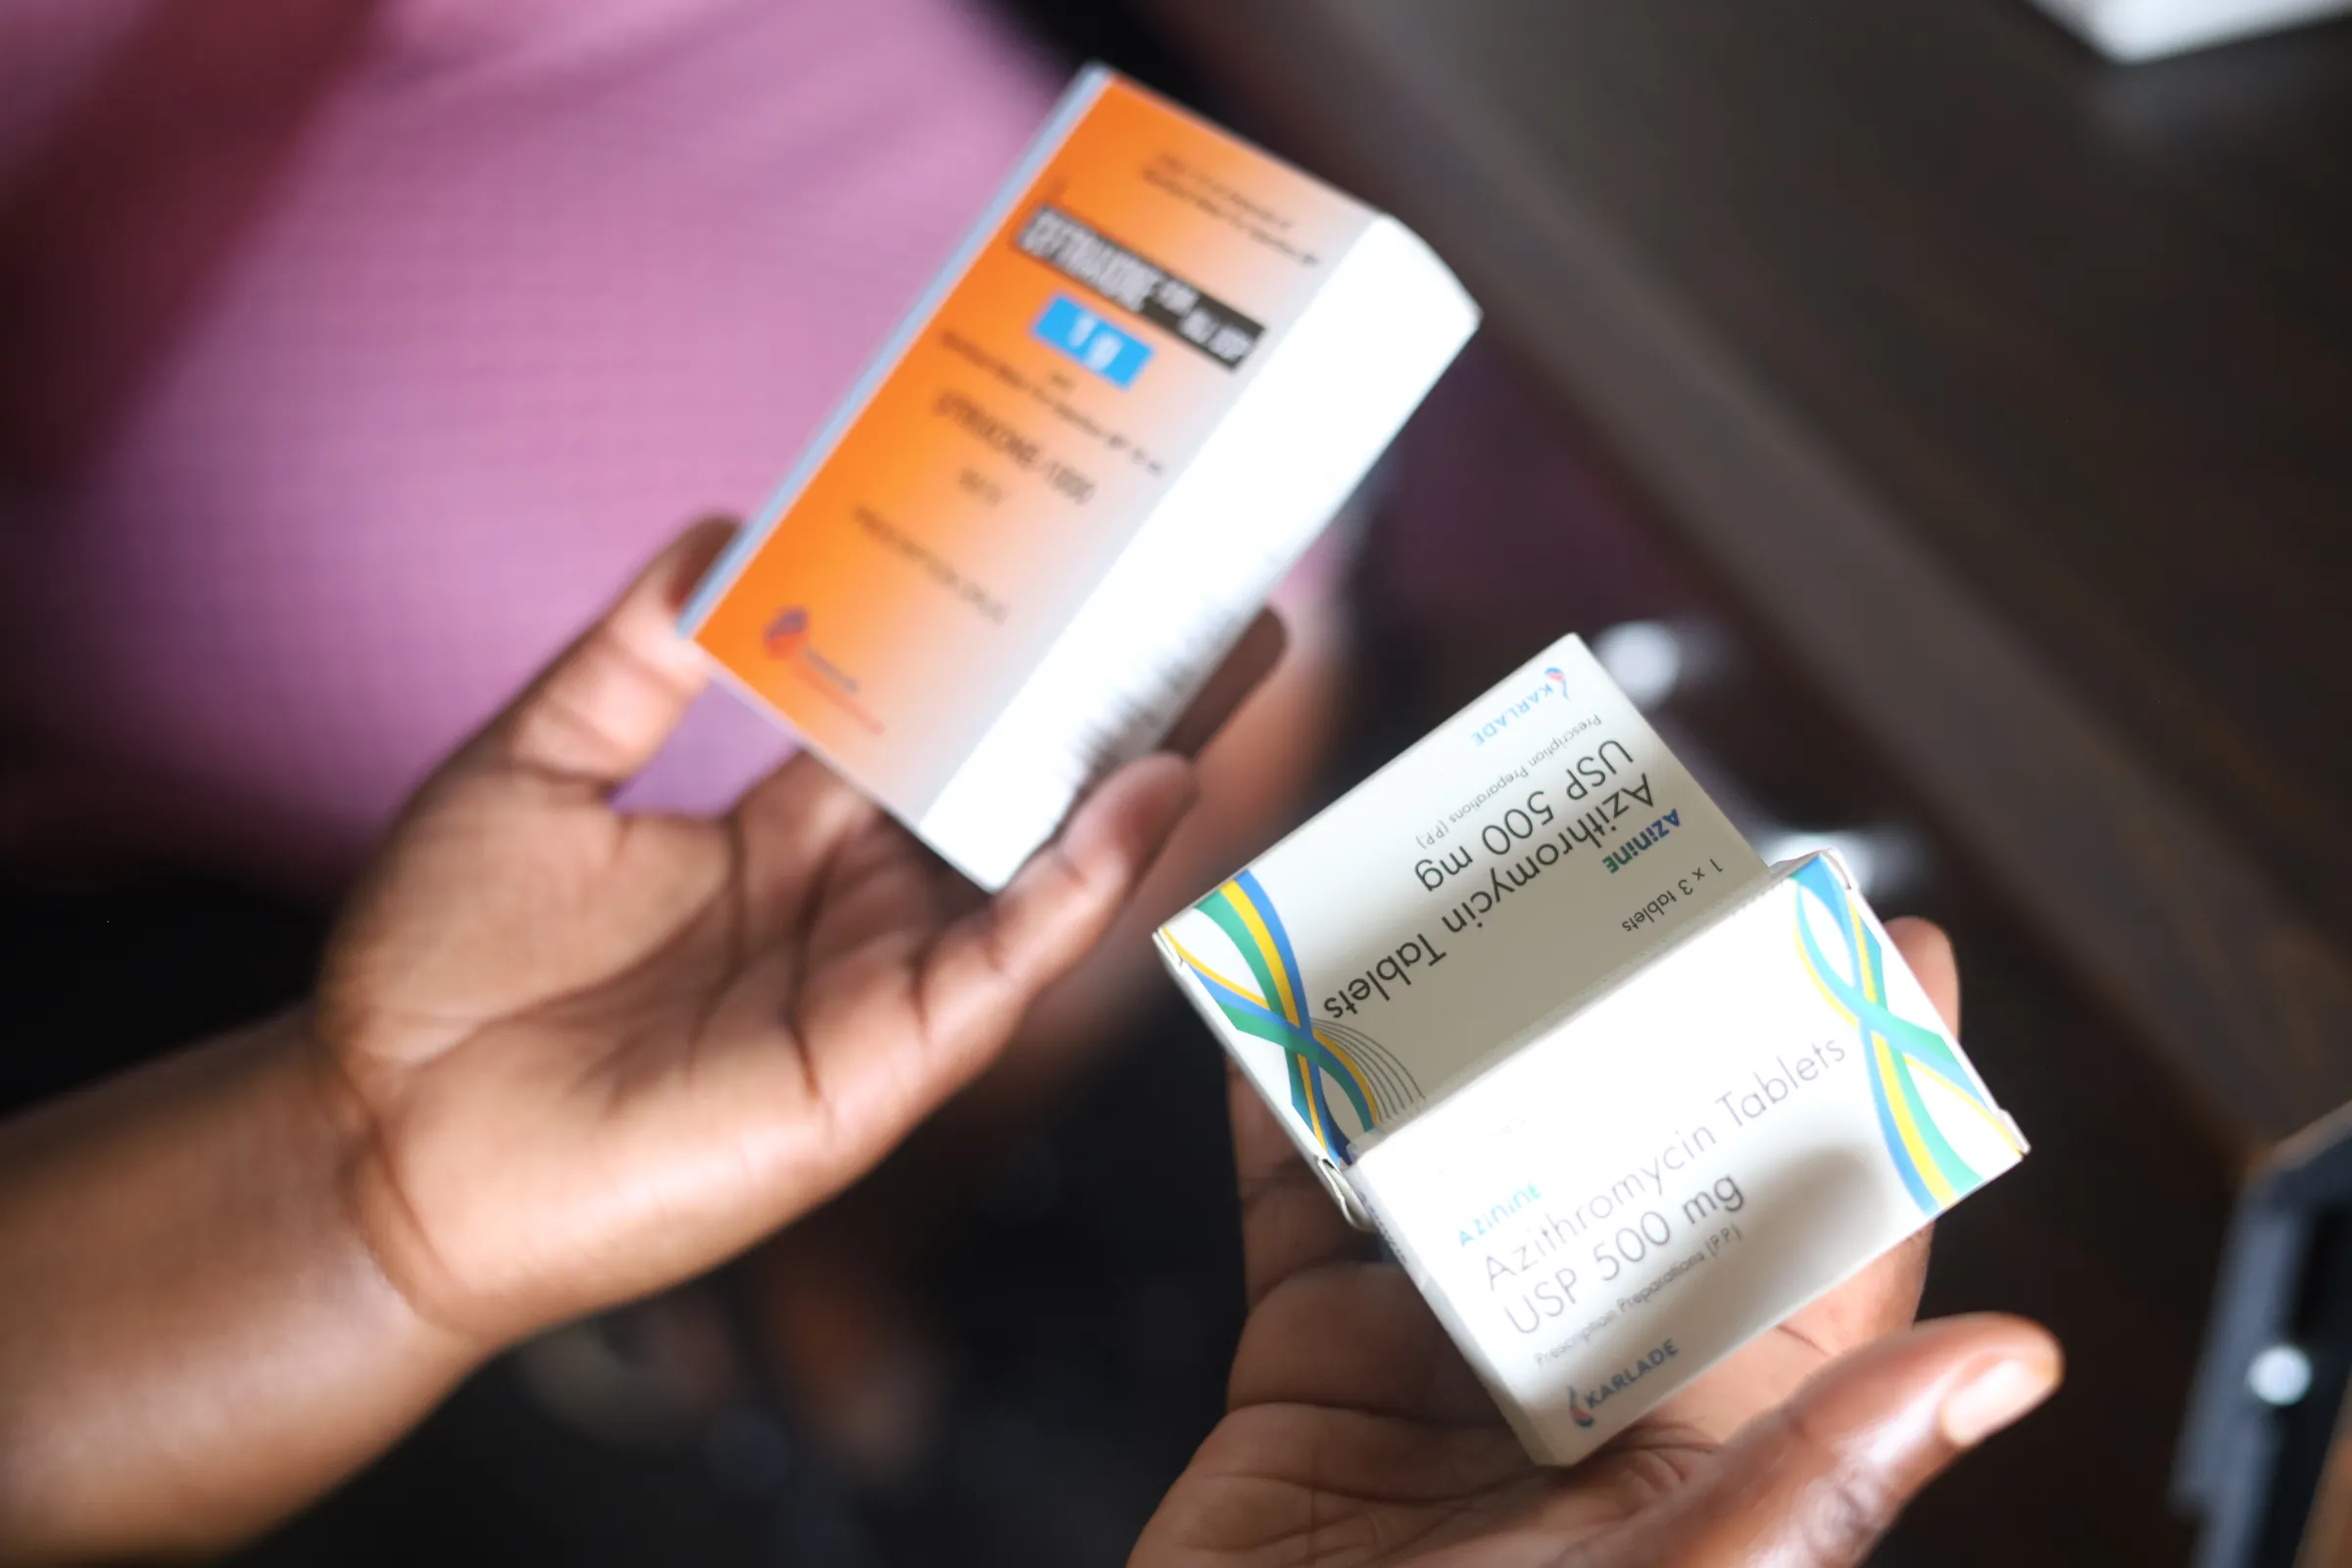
<box><xmin>1156</xmin><ymin>633</ymin><xmax>2027</xmax><ymax>1463</ymax></box>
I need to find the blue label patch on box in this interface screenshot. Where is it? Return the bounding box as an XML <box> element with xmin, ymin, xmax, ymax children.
<box><xmin>1034</xmin><ymin>295</ymin><xmax>1152</xmax><ymax>386</ymax></box>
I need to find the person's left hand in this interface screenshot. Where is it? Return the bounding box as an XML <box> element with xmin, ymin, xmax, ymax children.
<box><xmin>316</xmin><ymin>519</ymin><xmax>1278</xmax><ymax>1349</ymax></box>
<box><xmin>1136</xmin><ymin>918</ymin><xmax>2060</xmax><ymax>1568</ymax></box>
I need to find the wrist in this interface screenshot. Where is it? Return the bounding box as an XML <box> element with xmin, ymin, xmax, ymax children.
<box><xmin>0</xmin><ymin>1008</ymin><xmax>493</xmax><ymax>1558</ymax></box>
<box><xmin>288</xmin><ymin>1006</ymin><xmax>497</xmax><ymax>1378</ymax></box>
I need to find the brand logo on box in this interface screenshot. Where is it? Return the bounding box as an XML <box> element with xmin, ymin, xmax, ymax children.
<box><xmin>764</xmin><ymin>607</ymin><xmax>809</xmax><ymax>658</ymax></box>
<box><xmin>1472</xmin><ymin>667</ymin><xmax>1570</xmax><ymax>748</ymax></box>
<box><xmin>1568</xmin><ymin>1339</ymin><xmax>1682</xmax><ymax>1426</ymax></box>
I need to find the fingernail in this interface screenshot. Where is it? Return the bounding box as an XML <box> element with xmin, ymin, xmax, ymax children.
<box><xmin>1940</xmin><ymin>1355</ymin><xmax>2058</xmax><ymax>1446</ymax></box>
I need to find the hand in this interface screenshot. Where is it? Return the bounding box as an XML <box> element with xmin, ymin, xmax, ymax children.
<box><xmin>1136</xmin><ymin>919</ymin><xmax>2060</xmax><ymax>1567</ymax></box>
<box><xmin>318</xmin><ymin>520</ymin><xmax>1275</xmax><ymax>1348</ymax></box>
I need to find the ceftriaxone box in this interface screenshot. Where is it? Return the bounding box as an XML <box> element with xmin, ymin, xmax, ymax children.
<box><xmin>681</xmin><ymin>66</ymin><xmax>1478</xmax><ymax>888</ymax></box>
<box><xmin>1156</xmin><ymin>635</ymin><xmax>2027</xmax><ymax>1464</ymax></box>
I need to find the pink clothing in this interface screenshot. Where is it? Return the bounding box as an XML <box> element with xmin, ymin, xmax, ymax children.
<box><xmin>0</xmin><ymin>0</ymin><xmax>1146</xmax><ymax>889</ymax></box>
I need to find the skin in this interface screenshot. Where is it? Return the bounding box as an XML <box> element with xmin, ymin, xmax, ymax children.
<box><xmin>749</xmin><ymin>583</ymin><xmax>1353</xmax><ymax>1476</ymax></box>
<box><xmin>0</xmin><ymin>521</ymin><xmax>1268</xmax><ymax>1560</ymax></box>
<box><xmin>1134</xmin><ymin>922</ymin><xmax>2063</xmax><ymax>1568</ymax></box>
<box><xmin>0</xmin><ymin>521</ymin><xmax>2059</xmax><ymax>1564</ymax></box>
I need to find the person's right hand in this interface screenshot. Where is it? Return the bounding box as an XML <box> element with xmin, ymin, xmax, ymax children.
<box><xmin>317</xmin><ymin>519</ymin><xmax>1278</xmax><ymax>1348</ymax></box>
<box><xmin>1136</xmin><ymin>918</ymin><xmax>2061</xmax><ymax>1568</ymax></box>
<box><xmin>0</xmin><ymin>521</ymin><xmax>1287</xmax><ymax>1562</ymax></box>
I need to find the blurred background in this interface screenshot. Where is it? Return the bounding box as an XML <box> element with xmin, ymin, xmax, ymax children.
<box><xmin>4</xmin><ymin>0</ymin><xmax>2350</xmax><ymax>1563</ymax></box>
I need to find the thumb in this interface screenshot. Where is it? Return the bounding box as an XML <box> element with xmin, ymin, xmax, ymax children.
<box><xmin>1639</xmin><ymin>1314</ymin><xmax>2060</xmax><ymax>1567</ymax></box>
<box><xmin>450</xmin><ymin>517</ymin><xmax>735</xmax><ymax>794</ymax></box>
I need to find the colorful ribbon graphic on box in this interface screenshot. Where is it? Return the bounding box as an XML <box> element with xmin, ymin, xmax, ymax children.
<box><xmin>1169</xmin><ymin>871</ymin><xmax>1418</xmax><ymax>1163</ymax></box>
<box><xmin>1791</xmin><ymin>858</ymin><xmax>2019</xmax><ymax>1214</ymax></box>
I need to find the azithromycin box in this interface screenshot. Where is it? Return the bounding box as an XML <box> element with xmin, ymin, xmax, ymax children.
<box><xmin>1156</xmin><ymin>634</ymin><xmax>2026</xmax><ymax>1464</ymax></box>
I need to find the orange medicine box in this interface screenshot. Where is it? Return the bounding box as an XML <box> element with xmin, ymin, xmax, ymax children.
<box><xmin>681</xmin><ymin>67</ymin><xmax>1479</xmax><ymax>888</ymax></box>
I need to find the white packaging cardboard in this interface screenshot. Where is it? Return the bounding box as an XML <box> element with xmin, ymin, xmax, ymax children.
<box><xmin>2029</xmin><ymin>0</ymin><xmax>2351</xmax><ymax>59</ymax></box>
<box><xmin>1156</xmin><ymin>633</ymin><xmax>2027</xmax><ymax>1464</ymax></box>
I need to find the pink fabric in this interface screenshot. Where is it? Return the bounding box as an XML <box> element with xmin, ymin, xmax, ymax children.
<box><xmin>1</xmin><ymin>0</ymin><xmax>1269</xmax><ymax>890</ymax></box>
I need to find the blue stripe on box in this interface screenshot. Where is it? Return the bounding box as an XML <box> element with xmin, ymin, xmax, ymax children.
<box><xmin>1034</xmin><ymin>295</ymin><xmax>1152</xmax><ymax>387</ymax></box>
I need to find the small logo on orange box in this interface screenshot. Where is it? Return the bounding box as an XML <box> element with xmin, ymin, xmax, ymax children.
<box><xmin>763</xmin><ymin>607</ymin><xmax>809</xmax><ymax>659</ymax></box>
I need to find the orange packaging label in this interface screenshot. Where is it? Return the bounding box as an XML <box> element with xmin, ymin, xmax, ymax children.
<box><xmin>682</xmin><ymin>68</ymin><xmax>1377</xmax><ymax>823</ymax></box>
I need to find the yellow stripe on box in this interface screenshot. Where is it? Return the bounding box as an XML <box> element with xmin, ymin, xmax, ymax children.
<box><xmin>1225</xmin><ymin>879</ymin><xmax>1301</xmax><ymax>1025</ymax></box>
<box><xmin>1874</xmin><ymin>1033</ymin><xmax>1958</xmax><ymax>1206</ymax></box>
<box><xmin>1908</xmin><ymin>1057</ymin><xmax>2028</xmax><ymax>1157</ymax></box>
<box><xmin>1165</xmin><ymin>934</ymin><xmax>1265</xmax><ymax>1008</ymax></box>
<box><xmin>1311</xmin><ymin>1026</ymin><xmax>1377</xmax><ymax>1123</ymax></box>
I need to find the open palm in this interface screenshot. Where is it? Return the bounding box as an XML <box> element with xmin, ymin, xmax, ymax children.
<box><xmin>314</xmin><ymin>522</ymin><xmax>1244</xmax><ymax>1348</ymax></box>
<box><xmin>1138</xmin><ymin>924</ymin><xmax>2059</xmax><ymax>1568</ymax></box>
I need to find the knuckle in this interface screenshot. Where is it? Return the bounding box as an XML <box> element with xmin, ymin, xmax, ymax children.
<box><xmin>1778</xmin><ymin>1403</ymin><xmax>1903</xmax><ymax>1565</ymax></box>
<box><xmin>996</xmin><ymin>849</ymin><xmax>1104</xmax><ymax>973</ymax></box>
<box><xmin>1797</xmin><ymin>1468</ymin><xmax>1898</xmax><ymax>1564</ymax></box>
<box><xmin>512</xmin><ymin>679</ymin><xmax>622</xmax><ymax>776</ymax></box>
<box><xmin>974</xmin><ymin>904</ymin><xmax>1027</xmax><ymax>989</ymax></box>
